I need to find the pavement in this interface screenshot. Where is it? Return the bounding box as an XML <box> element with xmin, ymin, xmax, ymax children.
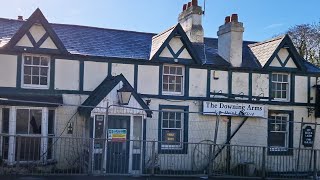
<box><xmin>0</xmin><ymin>176</ymin><xmax>220</xmax><ymax>180</ymax></box>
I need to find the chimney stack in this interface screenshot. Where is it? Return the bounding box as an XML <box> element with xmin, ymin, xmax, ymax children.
<box><xmin>18</xmin><ymin>16</ymin><xmax>23</xmax><ymax>21</ymax></box>
<box><xmin>217</xmin><ymin>14</ymin><xmax>244</xmax><ymax>67</ymax></box>
<box><xmin>178</xmin><ymin>0</ymin><xmax>204</xmax><ymax>43</ymax></box>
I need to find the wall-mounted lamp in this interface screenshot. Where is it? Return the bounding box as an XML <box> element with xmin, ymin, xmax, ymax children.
<box><xmin>307</xmin><ymin>106</ymin><xmax>315</xmax><ymax>117</ymax></box>
<box><xmin>146</xmin><ymin>99</ymin><xmax>151</xmax><ymax>106</ymax></box>
<box><xmin>213</xmin><ymin>71</ymin><xmax>219</xmax><ymax>80</ymax></box>
<box><xmin>117</xmin><ymin>84</ymin><xmax>132</xmax><ymax>105</ymax></box>
<box><xmin>67</xmin><ymin>122</ymin><xmax>73</xmax><ymax>134</ymax></box>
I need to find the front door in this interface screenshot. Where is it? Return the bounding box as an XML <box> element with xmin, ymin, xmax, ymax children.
<box><xmin>106</xmin><ymin>115</ymin><xmax>130</xmax><ymax>173</ymax></box>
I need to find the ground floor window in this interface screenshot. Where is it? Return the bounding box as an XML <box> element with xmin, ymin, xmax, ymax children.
<box><xmin>0</xmin><ymin>107</ymin><xmax>55</xmax><ymax>163</ymax></box>
<box><xmin>268</xmin><ymin>110</ymin><xmax>293</xmax><ymax>155</ymax></box>
<box><xmin>158</xmin><ymin>105</ymin><xmax>188</xmax><ymax>154</ymax></box>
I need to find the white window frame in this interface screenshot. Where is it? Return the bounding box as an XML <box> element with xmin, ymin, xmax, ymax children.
<box><xmin>161</xmin><ymin>109</ymin><xmax>184</xmax><ymax>150</ymax></box>
<box><xmin>0</xmin><ymin>106</ymin><xmax>55</xmax><ymax>164</ymax></box>
<box><xmin>162</xmin><ymin>64</ymin><xmax>184</xmax><ymax>96</ymax></box>
<box><xmin>268</xmin><ymin>113</ymin><xmax>289</xmax><ymax>152</ymax></box>
<box><xmin>21</xmin><ymin>54</ymin><xmax>50</xmax><ymax>89</ymax></box>
<box><xmin>271</xmin><ymin>73</ymin><xmax>290</xmax><ymax>101</ymax></box>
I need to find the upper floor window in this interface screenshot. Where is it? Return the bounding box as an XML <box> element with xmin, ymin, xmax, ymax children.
<box><xmin>22</xmin><ymin>54</ymin><xmax>50</xmax><ymax>89</ymax></box>
<box><xmin>162</xmin><ymin>65</ymin><xmax>184</xmax><ymax>95</ymax></box>
<box><xmin>271</xmin><ymin>73</ymin><xmax>289</xmax><ymax>101</ymax></box>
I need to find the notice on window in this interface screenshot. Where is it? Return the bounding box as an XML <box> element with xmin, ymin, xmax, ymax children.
<box><xmin>203</xmin><ymin>101</ymin><xmax>265</xmax><ymax>118</ymax></box>
<box><xmin>108</xmin><ymin>129</ymin><xmax>127</xmax><ymax>142</ymax></box>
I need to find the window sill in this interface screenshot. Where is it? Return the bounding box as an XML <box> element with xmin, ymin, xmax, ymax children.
<box><xmin>21</xmin><ymin>85</ymin><xmax>49</xmax><ymax>90</ymax></box>
<box><xmin>162</xmin><ymin>92</ymin><xmax>184</xmax><ymax>96</ymax></box>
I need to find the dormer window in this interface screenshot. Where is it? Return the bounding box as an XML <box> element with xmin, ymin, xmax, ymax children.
<box><xmin>22</xmin><ymin>54</ymin><xmax>50</xmax><ymax>89</ymax></box>
<box><xmin>162</xmin><ymin>65</ymin><xmax>184</xmax><ymax>95</ymax></box>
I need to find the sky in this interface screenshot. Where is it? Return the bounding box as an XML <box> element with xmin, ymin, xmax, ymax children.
<box><xmin>0</xmin><ymin>0</ymin><xmax>319</xmax><ymax>41</ymax></box>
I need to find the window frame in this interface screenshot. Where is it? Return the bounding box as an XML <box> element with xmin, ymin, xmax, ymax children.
<box><xmin>158</xmin><ymin>105</ymin><xmax>188</xmax><ymax>154</ymax></box>
<box><xmin>162</xmin><ymin>64</ymin><xmax>185</xmax><ymax>96</ymax></box>
<box><xmin>21</xmin><ymin>54</ymin><xmax>50</xmax><ymax>89</ymax></box>
<box><xmin>271</xmin><ymin>73</ymin><xmax>290</xmax><ymax>101</ymax></box>
<box><xmin>267</xmin><ymin>110</ymin><xmax>293</xmax><ymax>156</ymax></box>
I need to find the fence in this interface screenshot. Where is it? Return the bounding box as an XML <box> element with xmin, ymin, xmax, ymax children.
<box><xmin>0</xmin><ymin>134</ymin><xmax>319</xmax><ymax>179</ymax></box>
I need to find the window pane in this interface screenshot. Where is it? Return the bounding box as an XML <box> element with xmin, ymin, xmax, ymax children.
<box><xmin>163</xmin><ymin>84</ymin><xmax>168</xmax><ymax>91</ymax></box>
<box><xmin>272</xmin><ymin>74</ymin><xmax>277</xmax><ymax>81</ymax></box>
<box><xmin>176</xmin><ymin>84</ymin><xmax>181</xmax><ymax>92</ymax></box>
<box><xmin>177</xmin><ymin>67</ymin><xmax>182</xmax><ymax>75</ymax></box>
<box><xmin>40</xmin><ymin>57</ymin><xmax>49</xmax><ymax>66</ymax></box>
<box><xmin>164</xmin><ymin>66</ymin><xmax>169</xmax><ymax>74</ymax></box>
<box><xmin>40</xmin><ymin>67</ymin><xmax>48</xmax><ymax>76</ymax></box>
<box><xmin>24</xmin><ymin>75</ymin><xmax>31</xmax><ymax>84</ymax></box>
<box><xmin>176</xmin><ymin>121</ymin><xmax>181</xmax><ymax>128</ymax></box>
<box><xmin>24</xmin><ymin>56</ymin><xmax>32</xmax><ymax>64</ymax></box>
<box><xmin>169</xmin><ymin>67</ymin><xmax>176</xmax><ymax>74</ymax></box>
<box><xmin>162</xmin><ymin>120</ymin><xmax>168</xmax><ymax>128</ymax></box>
<box><xmin>48</xmin><ymin>110</ymin><xmax>55</xmax><ymax>134</ymax></box>
<box><xmin>169</xmin><ymin>120</ymin><xmax>174</xmax><ymax>128</ymax></box>
<box><xmin>40</xmin><ymin>77</ymin><xmax>48</xmax><ymax>85</ymax></box>
<box><xmin>282</xmin><ymin>91</ymin><xmax>287</xmax><ymax>99</ymax></box>
<box><xmin>16</xmin><ymin>137</ymin><xmax>40</xmax><ymax>161</ymax></box>
<box><xmin>176</xmin><ymin>113</ymin><xmax>182</xmax><ymax>120</ymax></box>
<box><xmin>163</xmin><ymin>112</ymin><xmax>169</xmax><ymax>119</ymax></box>
<box><xmin>33</xmin><ymin>56</ymin><xmax>40</xmax><ymax>65</ymax></box>
<box><xmin>29</xmin><ymin>110</ymin><xmax>42</xmax><ymax>134</ymax></box>
<box><xmin>169</xmin><ymin>76</ymin><xmax>175</xmax><ymax>83</ymax></box>
<box><xmin>24</xmin><ymin>66</ymin><xmax>31</xmax><ymax>75</ymax></box>
<box><xmin>176</xmin><ymin>76</ymin><xmax>182</xmax><ymax>83</ymax></box>
<box><xmin>169</xmin><ymin>112</ymin><xmax>175</xmax><ymax>120</ymax></box>
<box><xmin>2</xmin><ymin>108</ymin><xmax>9</xmax><ymax>133</ymax></box>
<box><xmin>16</xmin><ymin>109</ymin><xmax>29</xmax><ymax>134</ymax></box>
<box><xmin>169</xmin><ymin>84</ymin><xmax>174</xmax><ymax>92</ymax></box>
<box><xmin>269</xmin><ymin>132</ymin><xmax>286</xmax><ymax>147</ymax></box>
<box><xmin>32</xmin><ymin>67</ymin><xmax>39</xmax><ymax>75</ymax></box>
<box><xmin>133</xmin><ymin>116</ymin><xmax>142</xmax><ymax>149</ymax></box>
<box><xmin>32</xmin><ymin>76</ymin><xmax>40</xmax><ymax>85</ymax></box>
<box><xmin>163</xmin><ymin>75</ymin><xmax>169</xmax><ymax>83</ymax></box>
<box><xmin>47</xmin><ymin>137</ymin><xmax>53</xmax><ymax>159</ymax></box>
<box><xmin>283</xmin><ymin>75</ymin><xmax>288</xmax><ymax>82</ymax></box>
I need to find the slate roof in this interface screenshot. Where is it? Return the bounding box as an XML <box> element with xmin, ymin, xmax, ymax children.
<box><xmin>0</xmin><ymin>17</ymin><xmax>318</xmax><ymax>72</ymax></box>
<box><xmin>150</xmin><ymin>25</ymin><xmax>176</xmax><ymax>59</ymax></box>
<box><xmin>248</xmin><ymin>35</ymin><xmax>285</xmax><ymax>67</ymax></box>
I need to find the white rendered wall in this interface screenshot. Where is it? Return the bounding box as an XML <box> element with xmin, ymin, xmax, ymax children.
<box><xmin>137</xmin><ymin>65</ymin><xmax>159</xmax><ymax>95</ymax></box>
<box><xmin>295</xmin><ymin>76</ymin><xmax>308</xmax><ymax>103</ymax></box>
<box><xmin>0</xmin><ymin>54</ymin><xmax>17</xmax><ymax>87</ymax></box>
<box><xmin>55</xmin><ymin>59</ymin><xmax>79</xmax><ymax>90</ymax></box>
<box><xmin>232</xmin><ymin>72</ymin><xmax>249</xmax><ymax>96</ymax></box>
<box><xmin>83</xmin><ymin>61</ymin><xmax>108</xmax><ymax>91</ymax></box>
<box><xmin>189</xmin><ymin>68</ymin><xmax>207</xmax><ymax>97</ymax></box>
<box><xmin>112</xmin><ymin>63</ymin><xmax>134</xmax><ymax>86</ymax></box>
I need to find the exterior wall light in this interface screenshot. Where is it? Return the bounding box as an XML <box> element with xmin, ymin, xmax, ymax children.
<box><xmin>117</xmin><ymin>84</ymin><xmax>132</xmax><ymax>105</ymax></box>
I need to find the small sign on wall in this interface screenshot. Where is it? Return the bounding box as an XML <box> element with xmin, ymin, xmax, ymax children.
<box><xmin>302</xmin><ymin>126</ymin><xmax>314</xmax><ymax>147</ymax></box>
<box><xmin>108</xmin><ymin>129</ymin><xmax>127</xmax><ymax>142</ymax></box>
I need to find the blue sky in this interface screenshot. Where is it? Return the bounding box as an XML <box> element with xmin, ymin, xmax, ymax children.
<box><xmin>0</xmin><ymin>0</ymin><xmax>319</xmax><ymax>41</ymax></box>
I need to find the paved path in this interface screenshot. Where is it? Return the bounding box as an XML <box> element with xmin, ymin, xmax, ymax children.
<box><xmin>0</xmin><ymin>176</ymin><xmax>218</xmax><ymax>180</ymax></box>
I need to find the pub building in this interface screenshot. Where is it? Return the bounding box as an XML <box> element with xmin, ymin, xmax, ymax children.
<box><xmin>0</xmin><ymin>0</ymin><xmax>319</xmax><ymax>175</ymax></box>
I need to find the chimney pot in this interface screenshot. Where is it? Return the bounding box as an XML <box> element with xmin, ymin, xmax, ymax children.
<box><xmin>18</xmin><ymin>16</ymin><xmax>23</xmax><ymax>20</ymax></box>
<box><xmin>192</xmin><ymin>0</ymin><xmax>198</xmax><ymax>6</ymax></box>
<box><xmin>183</xmin><ymin>4</ymin><xmax>187</xmax><ymax>11</ymax></box>
<box><xmin>225</xmin><ymin>16</ymin><xmax>231</xmax><ymax>24</ymax></box>
<box><xmin>188</xmin><ymin>2</ymin><xmax>192</xmax><ymax>7</ymax></box>
<box><xmin>231</xmin><ymin>14</ymin><xmax>238</xmax><ymax>22</ymax></box>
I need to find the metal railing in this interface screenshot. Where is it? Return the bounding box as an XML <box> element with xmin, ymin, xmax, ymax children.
<box><xmin>0</xmin><ymin>134</ymin><xmax>319</xmax><ymax>179</ymax></box>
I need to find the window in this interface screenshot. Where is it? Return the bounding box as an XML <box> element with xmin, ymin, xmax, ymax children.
<box><xmin>158</xmin><ymin>105</ymin><xmax>188</xmax><ymax>154</ymax></box>
<box><xmin>162</xmin><ymin>65</ymin><xmax>184</xmax><ymax>95</ymax></box>
<box><xmin>271</xmin><ymin>73</ymin><xmax>289</xmax><ymax>101</ymax></box>
<box><xmin>22</xmin><ymin>54</ymin><xmax>50</xmax><ymax>88</ymax></box>
<box><xmin>268</xmin><ymin>111</ymin><xmax>293</xmax><ymax>155</ymax></box>
<box><xmin>0</xmin><ymin>107</ymin><xmax>55</xmax><ymax>163</ymax></box>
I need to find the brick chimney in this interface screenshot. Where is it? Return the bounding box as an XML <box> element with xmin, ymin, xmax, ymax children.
<box><xmin>178</xmin><ymin>0</ymin><xmax>204</xmax><ymax>43</ymax></box>
<box><xmin>217</xmin><ymin>14</ymin><xmax>244</xmax><ymax>67</ymax></box>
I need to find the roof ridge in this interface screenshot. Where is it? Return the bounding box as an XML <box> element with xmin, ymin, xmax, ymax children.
<box><xmin>248</xmin><ymin>35</ymin><xmax>285</xmax><ymax>48</ymax></box>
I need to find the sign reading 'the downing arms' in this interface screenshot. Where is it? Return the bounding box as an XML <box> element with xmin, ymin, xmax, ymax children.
<box><xmin>203</xmin><ymin>101</ymin><xmax>265</xmax><ymax>118</ymax></box>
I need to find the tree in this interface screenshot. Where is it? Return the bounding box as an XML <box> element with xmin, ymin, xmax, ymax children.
<box><xmin>286</xmin><ymin>22</ymin><xmax>320</xmax><ymax>66</ymax></box>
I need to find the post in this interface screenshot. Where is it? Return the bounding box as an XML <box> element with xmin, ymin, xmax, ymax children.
<box><xmin>16</xmin><ymin>135</ymin><xmax>21</xmax><ymax>170</ymax></box>
<box><xmin>151</xmin><ymin>141</ymin><xmax>156</xmax><ymax>175</ymax></box>
<box><xmin>226</xmin><ymin>116</ymin><xmax>231</xmax><ymax>174</ymax></box>
<box><xmin>101</xmin><ymin>102</ymin><xmax>109</xmax><ymax>173</ymax></box>
<box><xmin>262</xmin><ymin>147</ymin><xmax>266</xmax><ymax>179</ymax></box>
<box><xmin>88</xmin><ymin>138</ymin><xmax>93</xmax><ymax>175</ymax></box>
<box><xmin>313</xmin><ymin>150</ymin><xmax>317</xmax><ymax>180</ymax></box>
<box><xmin>208</xmin><ymin>144</ymin><xmax>213</xmax><ymax>176</ymax></box>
